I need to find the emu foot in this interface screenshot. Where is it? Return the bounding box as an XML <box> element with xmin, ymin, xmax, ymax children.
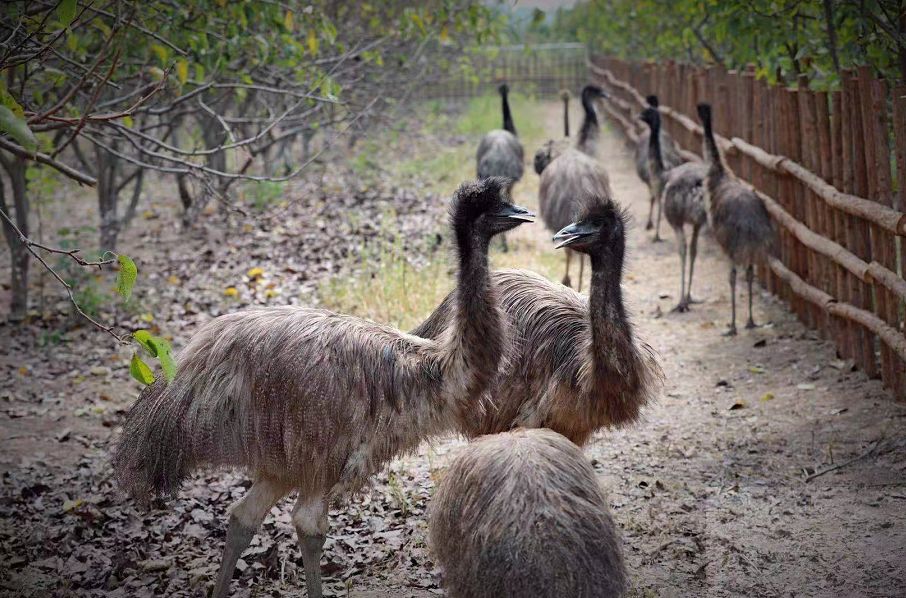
<box><xmin>670</xmin><ymin>302</ymin><xmax>690</xmax><ymax>313</ymax></box>
<box><xmin>645</xmin><ymin>219</ymin><xmax>654</xmax><ymax>230</ymax></box>
<box><xmin>745</xmin><ymin>319</ymin><xmax>759</xmax><ymax>330</ymax></box>
<box><xmin>651</xmin><ymin>235</ymin><xmax>663</xmax><ymax>243</ymax></box>
<box><xmin>722</xmin><ymin>325</ymin><xmax>738</xmax><ymax>337</ymax></box>
<box><xmin>562</xmin><ymin>275</ymin><xmax>572</xmax><ymax>288</ymax></box>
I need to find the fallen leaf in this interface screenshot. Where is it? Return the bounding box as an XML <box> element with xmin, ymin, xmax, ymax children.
<box><xmin>224</xmin><ymin>287</ymin><xmax>239</xmax><ymax>297</ymax></box>
<box><xmin>247</xmin><ymin>267</ymin><xmax>265</xmax><ymax>279</ymax></box>
<box><xmin>760</xmin><ymin>392</ymin><xmax>775</xmax><ymax>402</ymax></box>
<box><xmin>797</xmin><ymin>383</ymin><xmax>816</xmax><ymax>391</ymax></box>
<box><xmin>748</xmin><ymin>365</ymin><xmax>766</xmax><ymax>374</ymax></box>
<box><xmin>167</xmin><ymin>275</ymin><xmax>180</xmax><ymax>285</ymax></box>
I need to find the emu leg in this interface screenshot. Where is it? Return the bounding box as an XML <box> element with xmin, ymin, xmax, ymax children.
<box><xmin>745</xmin><ymin>264</ymin><xmax>758</xmax><ymax>329</ymax></box>
<box><xmin>671</xmin><ymin>227</ymin><xmax>688</xmax><ymax>312</ymax></box>
<box><xmin>653</xmin><ymin>191</ymin><xmax>664</xmax><ymax>242</ymax></box>
<box><xmin>723</xmin><ymin>265</ymin><xmax>738</xmax><ymax>336</ymax></box>
<box><xmin>646</xmin><ymin>191</ymin><xmax>655</xmax><ymax>230</ymax></box>
<box><xmin>562</xmin><ymin>250</ymin><xmax>572</xmax><ymax>288</ymax></box>
<box><xmin>293</xmin><ymin>494</ymin><xmax>329</xmax><ymax>598</ymax></box>
<box><xmin>686</xmin><ymin>224</ymin><xmax>702</xmax><ymax>305</ymax></box>
<box><xmin>212</xmin><ymin>478</ymin><xmax>288</xmax><ymax>598</ymax></box>
<box><xmin>577</xmin><ymin>255</ymin><xmax>585</xmax><ymax>293</ymax></box>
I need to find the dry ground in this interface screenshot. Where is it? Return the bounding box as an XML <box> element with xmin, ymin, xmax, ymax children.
<box><xmin>1</xmin><ymin>99</ymin><xmax>905</xmax><ymax>597</ymax></box>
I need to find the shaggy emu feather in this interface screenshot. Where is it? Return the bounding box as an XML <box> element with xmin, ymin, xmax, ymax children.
<box><xmin>112</xmin><ymin>177</ymin><xmax>532</xmax><ymax>598</ymax></box>
<box><xmin>430</xmin><ymin>428</ymin><xmax>628</xmax><ymax>598</ymax></box>
<box><xmin>634</xmin><ymin>95</ymin><xmax>684</xmax><ymax>239</ymax></box>
<box><xmin>414</xmin><ymin>194</ymin><xmax>662</xmax><ymax>446</ymax></box>
<box><xmin>697</xmin><ymin>103</ymin><xmax>775</xmax><ymax>335</ymax></box>
<box><xmin>640</xmin><ymin>107</ymin><xmax>707</xmax><ymax>313</ymax></box>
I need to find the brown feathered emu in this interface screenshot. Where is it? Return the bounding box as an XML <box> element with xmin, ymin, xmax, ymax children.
<box><xmin>634</xmin><ymin>95</ymin><xmax>684</xmax><ymax>240</ymax></box>
<box><xmin>697</xmin><ymin>103</ymin><xmax>775</xmax><ymax>335</ymax></box>
<box><xmin>533</xmin><ymin>89</ymin><xmax>571</xmax><ymax>175</ymax></box>
<box><xmin>413</xmin><ymin>193</ymin><xmax>662</xmax><ymax>446</ymax></box>
<box><xmin>112</xmin><ymin>177</ymin><xmax>534</xmax><ymax>598</ymax></box>
<box><xmin>539</xmin><ymin>146</ymin><xmax>610</xmax><ymax>290</ymax></box>
<box><xmin>640</xmin><ymin>107</ymin><xmax>707</xmax><ymax>312</ymax></box>
<box><xmin>476</xmin><ymin>84</ymin><xmax>525</xmax><ymax>252</ymax></box>
<box><xmin>429</xmin><ymin>428</ymin><xmax>628</xmax><ymax>598</ymax></box>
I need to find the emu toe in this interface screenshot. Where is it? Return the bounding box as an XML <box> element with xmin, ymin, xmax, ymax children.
<box><xmin>670</xmin><ymin>302</ymin><xmax>689</xmax><ymax>313</ymax></box>
<box><xmin>745</xmin><ymin>319</ymin><xmax>759</xmax><ymax>330</ymax></box>
<box><xmin>652</xmin><ymin>234</ymin><xmax>663</xmax><ymax>243</ymax></box>
<box><xmin>722</xmin><ymin>325</ymin><xmax>738</xmax><ymax>337</ymax></box>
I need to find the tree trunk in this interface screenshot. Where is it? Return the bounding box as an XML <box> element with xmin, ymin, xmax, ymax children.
<box><xmin>822</xmin><ymin>0</ymin><xmax>841</xmax><ymax>74</ymax></box>
<box><xmin>0</xmin><ymin>155</ymin><xmax>30</xmax><ymax>321</ymax></box>
<box><xmin>96</xmin><ymin>144</ymin><xmax>120</xmax><ymax>251</ymax></box>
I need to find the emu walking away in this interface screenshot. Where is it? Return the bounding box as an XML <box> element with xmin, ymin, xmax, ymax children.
<box><xmin>697</xmin><ymin>103</ymin><xmax>775</xmax><ymax>335</ymax></box>
<box><xmin>476</xmin><ymin>84</ymin><xmax>524</xmax><ymax>251</ymax></box>
<box><xmin>414</xmin><ymin>193</ymin><xmax>662</xmax><ymax>446</ymax></box>
<box><xmin>112</xmin><ymin>177</ymin><xmax>534</xmax><ymax>598</ymax></box>
<box><xmin>430</xmin><ymin>428</ymin><xmax>628</xmax><ymax>598</ymax></box>
<box><xmin>634</xmin><ymin>95</ymin><xmax>684</xmax><ymax>240</ymax></box>
<box><xmin>640</xmin><ymin>107</ymin><xmax>707</xmax><ymax>313</ymax></box>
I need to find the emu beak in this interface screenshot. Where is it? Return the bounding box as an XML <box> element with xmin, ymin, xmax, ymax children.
<box><xmin>493</xmin><ymin>204</ymin><xmax>535</xmax><ymax>222</ymax></box>
<box><xmin>553</xmin><ymin>220</ymin><xmax>595</xmax><ymax>249</ymax></box>
<box><xmin>598</xmin><ymin>90</ymin><xmax>610</xmax><ymax>99</ymax></box>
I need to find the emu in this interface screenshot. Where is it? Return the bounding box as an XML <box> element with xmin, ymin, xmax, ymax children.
<box><xmin>697</xmin><ymin>103</ymin><xmax>775</xmax><ymax>335</ymax></box>
<box><xmin>476</xmin><ymin>84</ymin><xmax>524</xmax><ymax>251</ymax></box>
<box><xmin>533</xmin><ymin>89</ymin><xmax>571</xmax><ymax>175</ymax></box>
<box><xmin>430</xmin><ymin>428</ymin><xmax>628</xmax><ymax>598</ymax></box>
<box><xmin>634</xmin><ymin>95</ymin><xmax>683</xmax><ymax>240</ymax></box>
<box><xmin>539</xmin><ymin>147</ymin><xmax>610</xmax><ymax>290</ymax></box>
<box><xmin>640</xmin><ymin>107</ymin><xmax>707</xmax><ymax>313</ymax></box>
<box><xmin>414</xmin><ymin>193</ymin><xmax>662</xmax><ymax>446</ymax></box>
<box><xmin>112</xmin><ymin>177</ymin><xmax>533</xmax><ymax>598</ymax></box>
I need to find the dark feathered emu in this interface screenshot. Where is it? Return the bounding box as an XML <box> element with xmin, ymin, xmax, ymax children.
<box><xmin>533</xmin><ymin>89</ymin><xmax>572</xmax><ymax>175</ymax></box>
<box><xmin>576</xmin><ymin>84</ymin><xmax>610</xmax><ymax>157</ymax></box>
<box><xmin>413</xmin><ymin>193</ymin><xmax>662</xmax><ymax>446</ymax></box>
<box><xmin>640</xmin><ymin>107</ymin><xmax>707</xmax><ymax>312</ymax></box>
<box><xmin>634</xmin><ymin>95</ymin><xmax>684</xmax><ymax>240</ymax></box>
<box><xmin>429</xmin><ymin>428</ymin><xmax>628</xmax><ymax>598</ymax></box>
<box><xmin>539</xmin><ymin>146</ymin><xmax>610</xmax><ymax>290</ymax></box>
<box><xmin>697</xmin><ymin>103</ymin><xmax>775</xmax><ymax>335</ymax></box>
<box><xmin>112</xmin><ymin>177</ymin><xmax>534</xmax><ymax>598</ymax></box>
<box><xmin>476</xmin><ymin>84</ymin><xmax>525</xmax><ymax>251</ymax></box>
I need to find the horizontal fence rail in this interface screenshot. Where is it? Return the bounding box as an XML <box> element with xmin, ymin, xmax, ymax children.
<box><xmin>421</xmin><ymin>43</ymin><xmax>588</xmax><ymax>101</ymax></box>
<box><xmin>589</xmin><ymin>55</ymin><xmax>906</xmax><ymax>401</ymax></box>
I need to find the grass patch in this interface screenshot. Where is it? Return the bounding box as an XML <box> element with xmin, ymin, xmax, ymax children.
<box><xmin>318</xmin><ymin>234</ymin><xmax>453</xmax><ymax>331</ymax></box>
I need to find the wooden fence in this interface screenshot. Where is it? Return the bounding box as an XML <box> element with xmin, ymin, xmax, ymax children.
<box><xmin>421</xmin><ymin>43</ymin><xmax>588</xmax><ymax>101</ymax></box>
<box><xmin>589</xmin><ymin>55</ymin><xmax>906</xmax><ymax>401</ymax></box>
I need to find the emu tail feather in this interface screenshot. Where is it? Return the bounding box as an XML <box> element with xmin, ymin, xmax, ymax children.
<box><xmin>112</xmin><ymin>378</ymin><xmax>196</xmax><ymax>503</ymax></box>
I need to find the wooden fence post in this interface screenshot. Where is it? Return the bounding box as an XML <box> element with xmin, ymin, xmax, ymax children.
<box><xmin>893</xmin><ymin>83</ymin><xmax>906</xmax><ymax>400</ymax></box>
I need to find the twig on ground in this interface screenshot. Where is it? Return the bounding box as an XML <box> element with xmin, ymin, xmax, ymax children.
<box><xmin>804</xmin><ymin>438</ymin><xmax>884</xmax><ymax>483</ymax></box>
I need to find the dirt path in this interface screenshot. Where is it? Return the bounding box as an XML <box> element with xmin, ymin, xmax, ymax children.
<box><xmin>492</xmin><ymin>104</ymin><xmax>906</xmax><ymax>597</ymax></box>
<box><xmin>2</xmin><ymin>100</ymin><xmax>905</xmax><ymax>597</ymax></box>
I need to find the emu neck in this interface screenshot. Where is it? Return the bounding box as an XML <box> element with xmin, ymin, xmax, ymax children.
<box><xmin>588</xmin><ymin>252</ymin><xmax>629</xmax><ymax>360</ymax></box>
<box><xmin>450</xmin><ymin>225</ymin><xmax>500</xmax><ymax>401</ymax></box>
<box><xmin>578</xmin><ymin>92</ymin><xmax>599</xmax><ymax>151</ymax></box>
<box><xmin>702</xmin><ymin>117</ymin><xmax>725</xmax><ymax>181</ymax></box>
<box><xmin>501</xmin><ymin>93</ymin><xmax>517</xmax><ymax>136</ymax></box>
<box><xmin>647</xmin><ymin>121</ymin><xmax>666</xmax><ymax>183</ymax></box>
<box><xmin>563</xmin><ymin>98</ymin><xmax>570</xmax><ymax>137</ymax></box>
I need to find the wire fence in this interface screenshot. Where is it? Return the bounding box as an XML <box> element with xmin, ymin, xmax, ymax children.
<box><xmin>590</xmin><ymin>55</ymin><xmax>906</xmax><ymax>401</ymax></box>
<box><xmin>420</xmin><ymin>43</ymin><xmax>588</xmax><ymax>101</ymax></box>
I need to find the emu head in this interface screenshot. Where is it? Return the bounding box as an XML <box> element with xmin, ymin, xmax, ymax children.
<box><xmin>553</xmin><ymin>197</ymin><xmax>627</xmax><ymax>262</ymax></box>
<box><xmin>452</xmin><ymin>177</ymin><xmax>534</xmax><ymax>240</ymax></box>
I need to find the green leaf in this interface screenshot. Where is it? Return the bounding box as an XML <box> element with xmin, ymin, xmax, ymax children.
<box><xmin>176</xmin><ymin>59</ymin><xmax>189</xmax><ymax>85</ymax></box>
<box><xmin>0</xmin><ymin>106</ymin><xmax>38</xmax><ymax>151</ymax></box>
<box><xmin>115</xmin><ymin>254</ymin><xmax>137</xmax><ymax>301</ymax></box>
<box><xmin>306</xmin><ymin>29</ymin><xmax>319</xmax><ymax>55</ymax></box>
<box><xmin>152</xmin><ymin>337</ymin><xmax>176</xmax><ymax>382</ymax></box>
<box><xmin>151</xmin><ymin>44</ymin><xmax>169</xmax><ymax>65</ymax></box>
<box><xmin>133</xmin><ymin>329</ymin><xmax>156</xmax><ymax>356</ymax></box>
<box><xmin>129</xmin><ymin>353</ymin><xmax>155</xmax><ymax>385</ymax></box>
<box><xmin>57</xmin><ymin>0</ymin><xmax>77</xmax><ymax>27</ymax></box>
